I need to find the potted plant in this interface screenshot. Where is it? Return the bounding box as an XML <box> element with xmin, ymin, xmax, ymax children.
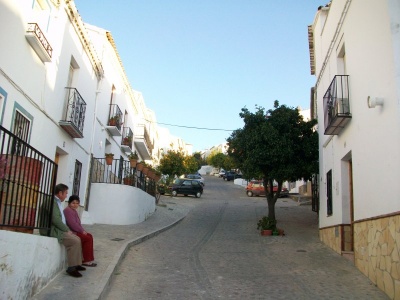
<box><xmin>123</xmin><ymin>173</ymin><xmax>135</xmax><ymax>185</ymax></box>
<box><xmin>257</xmin><ymin>216</ymin><xmax>277</xmax><ymax>236</ymax></box>
<box><xmin>128</xmin><ymin>152</ymin><xmax>138</xmax><ymax>167</ymax></box>
<box><xmin>108</xmin><ymin>115</ymin><xmax>120</xmax><ymax>126</ymax></box>
<box><xmin>154</xmin><ymin>170</ymin><xmax>161</xmax><ymax>182</ymax></box>
<box><xmin>136</xmin><ymin>161</ymin><xmax>144</xmax><ymax>171</ymax></box>
<box><xmin>142</xmin><ymin>163</ymin><xmax>150</xmax><ymax>175</ymax></box>
<box><xmin>105</xmin><ymin>153</ymin><xmax>114</xmax><ymax>165</ymax></box>
<box><xmin>122</xmin><ymin>135</ymin><xmax>132</xmax><ymax>146</ymax></box>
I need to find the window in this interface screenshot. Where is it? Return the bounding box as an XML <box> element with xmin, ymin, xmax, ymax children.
<box><xmin>13</xmin><ymin>110</ymin><xmax>31</xmax><ymax>143</ymax></box>
<box><xmin>326</xmin><ymin>170</ymin><xmax>333</xmax><ymax>216</ymax></box>
<box><xmin>72</xmin><ymin>160</ymin><xmax>82</xmax><ymax>196</ymax></box>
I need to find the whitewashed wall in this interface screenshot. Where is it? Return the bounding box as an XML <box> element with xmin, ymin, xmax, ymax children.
<box><xmin>313</xmin><ymin>0</ymin><xmax>400</xmax><ymax>227</ymax></box>
<box><xmin>0</xmin><ymin>230</ymin><xmax>67</xmax><ymax>299</ymax></box>
<box><xmin>89</xmin><ymin>183</ymin><xmax>156</xmax><ymax>225</ymax></box>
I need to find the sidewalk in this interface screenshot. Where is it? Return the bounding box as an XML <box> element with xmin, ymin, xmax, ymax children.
<box><xmin>32</xmin><ymin>198</ymin><xmax>196</xmax><ymax>300</ymax></box>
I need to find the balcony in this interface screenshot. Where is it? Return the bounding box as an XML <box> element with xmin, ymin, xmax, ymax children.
<box><xmin>323</xmin><ymin>75</ymin><xmax>351</xmax><ymax>135</ymax></box>
<box><xmin>120</xmin><ymin>127</ymin><xmax>133</xmax><ymax>153</ymax></box>
<box><xmin>25</xmin><ymin>23</ymin><xmax>52</xmax><ymax>62</ymax></box>
<box><xmin>59</xmin><ymin>88</ymin><xmax>86</xmax><ymax>138</ymax></box>
<box><xmin>106</xmin><ymin>104</ymin><xmax>122</xmax><ymax>136</ymax></box>
<box><xmin>134</xmin><ymin>124</ymin><xmax>153</xmax><ymax>160</ymax></box>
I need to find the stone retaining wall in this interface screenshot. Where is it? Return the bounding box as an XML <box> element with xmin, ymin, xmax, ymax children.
<box><xmin>320</xmin><ymin>215</ymin><xmax>400</xmax><ymax>299</ymax></box>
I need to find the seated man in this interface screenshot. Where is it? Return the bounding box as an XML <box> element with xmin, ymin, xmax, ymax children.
<box><xmin>41</xmin><ymin>183</ymin><xmax>85</xmax><ymax>277</ymax></box>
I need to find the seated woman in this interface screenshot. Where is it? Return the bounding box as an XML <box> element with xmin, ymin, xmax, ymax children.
<box><xmin>64</xmin><ymin>195</ymin><xmax>97</xmax><ymax>267</ymax></box>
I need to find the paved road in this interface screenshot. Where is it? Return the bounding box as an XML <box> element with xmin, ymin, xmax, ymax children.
<box><xmin>104</xmin><ymin>176</ymin><xmax>387</xmax><ymax>299</ymax></box>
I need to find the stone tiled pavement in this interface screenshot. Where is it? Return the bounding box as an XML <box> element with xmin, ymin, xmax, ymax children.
<box><xmin>32</xmin><ymin>184</ymin><xmax>388</xmax><ymax>300</ymax></box>
<box><xmin>32</xmin><ymin>198</ymin><xmax>196</xmax><ymax>300</ymax></box>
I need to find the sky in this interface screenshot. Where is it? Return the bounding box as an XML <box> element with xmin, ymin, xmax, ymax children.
<box><xmin>74</xmin><ymin>0</ymin><xmax>323</xmax><ymax>152</ymax></box>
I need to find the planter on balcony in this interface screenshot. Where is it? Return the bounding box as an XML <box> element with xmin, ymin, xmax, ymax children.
<box><xmin>105</xmin><ymin>154</ymin><xmax>114</xmax><ymax>165</ymax></box>
<box><xmin>136</xmin><ymin>163</ymin><xmax>144</xmax><ymax>171</ymax></box>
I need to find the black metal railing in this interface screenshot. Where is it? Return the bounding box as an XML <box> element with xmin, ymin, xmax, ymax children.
<box><xmin>0</xmin><ymin>126</ymin><xmax>58</xmax><ymax>234</ymax></box>
<box><xmin>121</xmin><ymin>127</ymin><xmax>133</xmax><ymax>149</ymax></box>
<box><xmin>323</xmin><ymin>75</ymin><xmax>351</xmax><ymax>135</ymax></box>
<box><xmin>91</xmin><ymin>157</ymin><xmax>156</xmax><ymax>196</ymax></box>
<box><xmin>108</xmin><ymin>104</ymin><xmax>123</xmax><ymax>131</ymax></box>
<box><xmin>62</xmin><ymin>87</ymin><xmax>87</xmax><ymax>136</ymax></box>
<box><xmin>26</xmin><ymin>23</ymin><xmax>53</xmax><ymax>59</ymax></box>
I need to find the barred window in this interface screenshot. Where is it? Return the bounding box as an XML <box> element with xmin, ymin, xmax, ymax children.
<box><xmin>13</xmin><ymin>110</ymin><xmax>30</xmax><ymax>142</ymax></box>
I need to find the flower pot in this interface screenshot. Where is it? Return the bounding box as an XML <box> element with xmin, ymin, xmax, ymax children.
<box><xmin>123</xmin><ymin>177</ymin><xmax>134</xmax><ymax>185</ymax></box>
<box><xmin>261</xmin><ymin>229</ymin><xmax>272</xmax><ymax>236</ymax></box>
<box><xmin>142</xmin><ymin>167</ymin><xmax>149</xmax><ymax>175</ymax></box>
<box><xmin>136</xmin><ymin>163</ymin><xmax>144</xmax><ymax>171</ymax></box>
<box><xmin>105</xmin><ymin>156</ymin><xmax>113</xmax><ymax>165</ymax></box>
<box><xmin>129</xmin><ymin>159</ymin><xmax>137</xmax><ymax>168</ymax></box>
<box><xmin>147</xmin><ymin>170</ymin><xmax>154</xmax><ymax>179</ymax></box>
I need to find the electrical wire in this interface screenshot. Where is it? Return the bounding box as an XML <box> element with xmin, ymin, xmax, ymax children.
<box><xmin>145</xmin><ymin>120</ymin><xmax>235</xmax><ymax>132</ymax></box>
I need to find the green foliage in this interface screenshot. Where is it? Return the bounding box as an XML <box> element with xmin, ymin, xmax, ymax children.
<box><xmin>207</xmin><ymin>152</ymin><xmax>238</xmax><ymax>172</ymax></box>
<box><xmin>257</xmin><ymin>216</ymin><xmax>277</xmax><ymax>231</ymax></box>
<box><xmin>184</xmin><ymin>155</ymin><xmax>200</xmax><ymax>174</ymax></box>
<box><xmin>158</xmin><ymin>150</ymin><xmax>186</xmax><ymax>179</ymax></box>
<box><xmin>227</xmin><ymin>102</ymin><xmax>318</xmax><ymax>221</ymax></box>
<box><xmin>193</xmin><ymin>152</ymin><xmax>207</xmax><ymax>166</ymax></box>
<box><xmin>208</xmin><ymin>152</ymin><xmax>226</xmax><ymax>169</ymax></box>
<box><xmin>158</xmin><ymin>150</ymin><xmax>203</xmax><ymax>179</ymax></box>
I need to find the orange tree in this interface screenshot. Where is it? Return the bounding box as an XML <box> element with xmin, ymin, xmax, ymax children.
<box><xmin>158</xmin><ymin>149</ymin><xmax>186</xmax><ymax>183</ymax></box>
<box><xmin>227</xmin><ymin>101</ymin><xmax>318</xmax><ymax>221</ymax></box>
<box><xmin>158</xmin><ymin>149</ymin><xmax>202</xmax><ymax>182</ymax></box>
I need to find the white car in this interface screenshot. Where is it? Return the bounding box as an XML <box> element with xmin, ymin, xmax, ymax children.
<box><xmin>218</xmin><ymin>170</ymin><xmax>226</xmax><ymax>178</ymax></box>
<box><xmin>186</xmin><ymin>174</ymin><xmax>205</xmax><ymax>186</ymax></box>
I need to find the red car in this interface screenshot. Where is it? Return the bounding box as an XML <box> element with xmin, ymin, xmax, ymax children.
<box><xmin>245</xmin><ymin>180</ymin><xmax>288</xmax><ymax>197</ymax></box>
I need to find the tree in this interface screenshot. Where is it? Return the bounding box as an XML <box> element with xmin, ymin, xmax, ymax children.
<box><xmin>158</xmin><ymin>149</ymin><xmax>186</xmax><ymax>182</ymax></box>
<box><xmin>192</xmin><ymin>152</ymin><xmax>206</xmax><ymax>168</ymax></box>
<box><xmin>208</xmin><ymin>152</ymin><xmax>226</xmax><ymax>170</ymax></box>
<box><xmin>184</xmin><ymin>155</ymin><xmax>200</xmax><ymax>174</ymax></box>
<box><xmin>227</xmin><ymin>101</ymin><xmax>318</xmax><ymax>222</ymax></box>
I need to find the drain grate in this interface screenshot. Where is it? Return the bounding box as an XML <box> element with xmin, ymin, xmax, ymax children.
<box><xmin>110</xmin><ymin>238</ymin><xmax>125</xmax><ymax>241</ymax></box>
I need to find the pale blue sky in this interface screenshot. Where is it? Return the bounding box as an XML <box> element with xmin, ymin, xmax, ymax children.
<box><xmin>75</xmin><ymin>0</ymin><xmax>323</xmax><ymax>152</ymax></box>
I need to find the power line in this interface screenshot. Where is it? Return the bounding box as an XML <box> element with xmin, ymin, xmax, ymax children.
<box><xmin>145</xmin><ymin>120</ymin><xmax>235</xmax><ymax>132</ymax></box>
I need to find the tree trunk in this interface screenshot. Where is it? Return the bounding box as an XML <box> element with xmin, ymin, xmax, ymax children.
<box><xmin>264</xmin><ymin>178</ymin><xmax>277</xmax><ymax>220</ymax></box>
<box><xmin>267</xmin><ymin>198</ymin><xmax>276</xmax><ymax>220</ymax></box>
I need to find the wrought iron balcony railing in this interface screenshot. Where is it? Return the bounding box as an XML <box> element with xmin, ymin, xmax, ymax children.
<box><xmin>106</xmin><ymin>104</ymin><xmax>123</xmax><ymax>136</ymax></box>
<box><xmin>59</xmin><ymin>88</ymin><xmax>86</xmax><ymax>138</ymax></box>
<box><xmin>25</xmin><ymin>23</ymin><xmax>53</xmax><ymax>62</ymax></box>
<box><xmin>121</xmin><ymin>127</ymin><xmax>133</xmax><ymax>152</ymax></box>
<box><xmin>90</xmin><ymin>157</ymin><xmax>156</xmax><ymax>196</ymax></box>
<box><xmin>323</xmin><ymin>75</ymin><xmax>351</xmax><ymax>135</ymax></box>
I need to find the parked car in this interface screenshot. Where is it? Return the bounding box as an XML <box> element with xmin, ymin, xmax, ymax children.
<box><xmin>223</xmin><ymin>171</ymin><xmax>243</xmax><ymax>181</ymax></box>
<box><xmin>218</xmin><ymin>170</ymin><xmax>226</xmax><ymax>177</ymax></box>
<box><xmin>169</xmin><ymin>178</ymin><xmax>203</xmax><ymax>198</ymax></box>
<box><xmin>186</xmin><ymin>174</ymin><xmax>205</xmax><ymax>186</ymax></box>
<box><xmin>245</xmin><ymin>180</ymin><xmax>288</xmax><ymax>197</ymax></box>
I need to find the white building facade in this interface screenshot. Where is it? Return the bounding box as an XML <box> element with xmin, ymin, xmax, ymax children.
<box><xmin>309</xmin><ymin>1</ymin><xmax>400</xmax><ymax>298</ymax></box>
<box><xmin>0</xmin><ymin>0</ymin><xmax>186</xmax><ymax>298</ymax></box>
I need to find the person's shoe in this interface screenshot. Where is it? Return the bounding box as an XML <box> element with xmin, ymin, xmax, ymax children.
<box><xmin>66</xmin><ymin>269</ymin><xmax>82</xmax><ymax>278</ymax></box>
<box><xmin>76</xmin><ymin>265</ymin><xmax>86</xmax><ymax>271</ymax></box>
<box><xmin>82</xmin><ymin>262</ymin><xmax>97</xmax><ymax>267</ymax></box>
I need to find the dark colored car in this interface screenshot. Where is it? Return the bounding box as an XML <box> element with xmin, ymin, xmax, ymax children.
<box><xmin>223</xmin><ymin>171</ymin><xmax>243</xmax><ymax>181</ymax></box>
<box><xmin>169</xmin><ymin>178</ymin><xmax>203</xmax><ymax>198</ymax></box>
<box><xmin>245</xmin><ymin>180</ymin><xmax>288</xmax><ymax>197</ymax></box>
<box><xmin>185</xmin><ymin>174</ymin><xmax>205</xmax><ymax>186</ymax></box>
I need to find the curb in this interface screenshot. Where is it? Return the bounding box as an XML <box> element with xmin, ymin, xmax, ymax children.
<box><xmin>92</xmin><ymin>215</ymin><xmax>187</xmax><ymax>300</ymax></box>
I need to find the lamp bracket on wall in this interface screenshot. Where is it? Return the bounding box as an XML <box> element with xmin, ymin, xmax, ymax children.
<box><xmin>367</xmin><ymin>96</ymin><xmax>384</xmax><ymax>108</ymax></box>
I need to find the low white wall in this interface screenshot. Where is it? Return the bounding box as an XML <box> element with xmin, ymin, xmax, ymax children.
<box><xmin>88</xmin><ymin>183</ymin><xmax>156</xmax><ymax>225</ymax></box>
<box><xmin>0</xmin><ymin>230</ymin><xmax>66</xmax><ymax>299</ymax></box>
